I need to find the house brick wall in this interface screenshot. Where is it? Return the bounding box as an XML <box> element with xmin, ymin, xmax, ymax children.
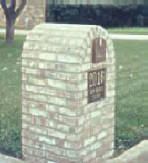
<box><xmin>22</xmin><ymin>24</ymin><xmax>115</xmax><ymax>163</ymax></box>
<box><xmin>0</xmin><ymin>0</ymin><xmax>46</xmax><ymax>29</ymax></box>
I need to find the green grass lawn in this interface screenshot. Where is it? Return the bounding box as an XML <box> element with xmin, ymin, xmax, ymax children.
<box><xmin>0</xmin><ymin>35</ymin><xmax>147</xmax><ymax>158</ymax></box>
<box><xmin>114</xmin><ymin>40</ymin><xmax>148</xmax><ymax>154</ymax></box>
<box><xmin>0</xmin><ymin>35</ymin><xmax>25</xmax><ymax>158</ymax></box>
<box><xmin>108</xmin><ymin>27</ymin><xmax>148</xmax><ymax>35</ymax></box>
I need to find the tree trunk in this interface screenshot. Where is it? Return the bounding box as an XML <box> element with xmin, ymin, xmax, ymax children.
<box><xmin>6</xmin><ymin>18</ymin><xmax>15</xmax><ymax>44</ymax></box>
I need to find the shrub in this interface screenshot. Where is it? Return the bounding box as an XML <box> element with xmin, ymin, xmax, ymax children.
<box><xmin>46</xmin><ymin>5</ymin><xmax>148</xmax><ymax>27</ymax></box>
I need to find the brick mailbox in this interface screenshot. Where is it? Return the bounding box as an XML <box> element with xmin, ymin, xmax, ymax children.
<box><xmin>22</xmin><ymin>24</ymin><xmax>115</xmax><ymax>163</ymax></box>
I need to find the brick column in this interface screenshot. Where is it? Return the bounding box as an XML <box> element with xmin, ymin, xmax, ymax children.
<box><xmin>22</xmin><ymin>24</ymin><xmax>115</xmax><ymax>163</ymax></box>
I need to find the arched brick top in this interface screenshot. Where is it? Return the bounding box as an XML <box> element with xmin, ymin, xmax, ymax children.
<box><xmin>23</xmin><ymin>23</ymin><xmax>114</xmax><ymax>64</ymax></box>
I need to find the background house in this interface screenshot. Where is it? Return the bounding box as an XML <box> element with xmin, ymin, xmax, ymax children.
<box><xmin>0</xmin><ymin>0</ymin><xmax>148</xmax><ymax>29</ymax></box>
<box><xmin>47</xmin><ymin>0</ymin><xmax>145</xmax><ymax>5</ymax></box>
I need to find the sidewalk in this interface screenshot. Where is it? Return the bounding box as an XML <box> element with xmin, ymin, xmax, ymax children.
<box><xmin>0</xmin><ymin>29</ymin><xmax>28</xmax><ymax>36</ymax></box>
<box><xmin>1</xmin><ymin>28</ymin><xmax>148</xmax><ymax>40</ymax></box>
<box><xmin>111</xmin><ymin>33</ymin><xmax>148</xmax><ymax>40</ymax></box>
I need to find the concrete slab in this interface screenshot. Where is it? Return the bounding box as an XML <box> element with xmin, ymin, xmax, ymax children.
<box><xmin>0</xmin><ymin>153</ymin><xmax>24</xmax><ymax>163</ymax></box>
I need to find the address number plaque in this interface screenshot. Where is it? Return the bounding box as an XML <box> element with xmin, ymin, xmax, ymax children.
<box><xmin>88</xmin><ymin>68</ymin><xmax>106</xmax><ymax>103</ymax></box>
